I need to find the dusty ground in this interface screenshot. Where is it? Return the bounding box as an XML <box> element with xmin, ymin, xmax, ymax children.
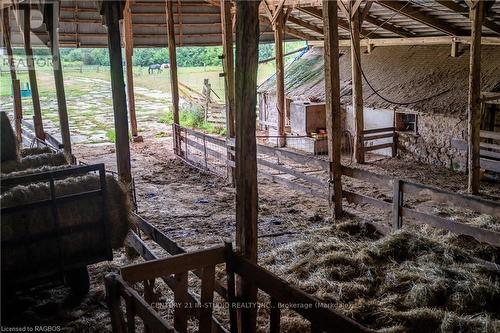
<box><xmin>3</xmin><ymin>124</ymin><xmax>499</xmax><ymax>332</ymax></box>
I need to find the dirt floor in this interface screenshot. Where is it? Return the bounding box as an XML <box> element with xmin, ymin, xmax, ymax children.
<box><xmin>3</xmin><ymin>125</ymin><xmax>499</xmax><ymax>332</ymax></box>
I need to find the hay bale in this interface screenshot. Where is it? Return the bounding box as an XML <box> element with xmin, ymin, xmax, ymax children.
<box><xmin>1</xmin><ymin>111</ymin><xmax>18</xmax><ymax>162</ymax></box>
<box><xmin>1</xmin><ymin>165</ymin><xmax>71</xmax><ymax>182</ymax></box>
<box><xmin>1</xmin><ymin>174</ymin><xmax>132</xmax><ymax>277</ymax></box>
<box><xmin>1</xmin><ymin>152</ymin><xmax>68</xmax><ymax>174</ymax></box>
<box><xmin>20</xmin><ymin>147</ymin><xmax>53</xmax><ymax>157</ymax></box>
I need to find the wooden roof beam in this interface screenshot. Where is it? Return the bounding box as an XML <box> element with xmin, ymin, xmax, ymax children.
<box><xmin>288</xmin><ymin>12</ymin><xmax>410</xmax><ymax>39</ymax></box>
<box><xmin>363</xmin><ymin>14</ymin><xmax>414</xmax><ymax>37</ymax></box>
<box><xmin>297</xmin><ymin>6</ymin><xmax>381</xmax><ymax>38</ymax></box>
<box><xmin>260</xmin><ymin>15</ymin><xmax>320</xmax><ymax>40</ymax></box>
<box><xmin>376</xmin><ymin>0</ymin><xmax>468</xmax><ymax>36</ymax></box>
<box><xmin>436</xmin><ymin>0</ymin><xmax>500</xmax><ymax>34</ymax></box>
<box><xmin>334</xmin><ymin>35</ymin><xmax>500</xmax><ymax>46</ymax></box>
<box><xmin>287</xmin><ymin>15</ymin><xmax>323</xmax><ymax>35</ymax></box>
<box><xmin>360</xmin><ymin>0</ymin><xmax>374</xmax><ymax>22</ymax></box>
<box><xmin>284</xmin><ymin>22</ymin><xmax>322</xmax><ymax>40</ymax></box>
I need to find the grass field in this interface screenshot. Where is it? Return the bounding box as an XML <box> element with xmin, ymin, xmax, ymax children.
<box><xmin>0</xmin><ymin>54</ymin><xmax>291</xmax><ymax>144</ymax></box>
<box><xmin>1</xmin><ymin>63</ymin><xmax>276</xmax><ymax>99</ymax></box>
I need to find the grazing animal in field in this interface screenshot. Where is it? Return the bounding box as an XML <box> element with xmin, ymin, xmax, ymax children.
<box><xmin>161</xmin><ymin>63</ymin><xmax>170</xmax><ymax>70</ymax></box>
<box><xmin>148</xmin><ymin>63</ymin><xmax>162</xmax><ymax>74</ymax></box>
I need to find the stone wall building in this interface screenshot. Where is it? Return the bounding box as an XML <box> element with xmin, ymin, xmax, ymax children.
<box><xmin>257</xmin><ymin>45</ymin><xmax>500</xmax><ymax>170</ymax></box>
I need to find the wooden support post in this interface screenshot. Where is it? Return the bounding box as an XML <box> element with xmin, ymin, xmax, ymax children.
<box><xmin>392</xmin><ymin>132</ymin><xmax>398</xmax><ymax>157</ymax></box>
<box><xmin>366</xmin><ymin>43</ymin><xmax>374</xmax><ymax>54</ymax></box>
<box><xmin>224</xmin><ymin>242</ymin><xmax>238</xmax><ymax>333</ymax></box>
<box><xmin>166</xmin><ymin>0</ymin><xmax>180</xmax><ymax>126</ymax></box>
<box><xmin>46</xmin><ymin>5</ymin><xmax>73</xmax><ymax>162</ymax></box>
<box><xmin>104</xmin><ymin>274</ymin><xmax>126</xmax><ymax>333</ymax></box>
<box><xmin>467</xmin><ymin>1</ymin><xmax>484</xmax><ymax>194</ymax></box>
<box><xmin>102</xmin><ymin>0</ymin><xmax>132</xmax><ymax>186</ymax></box>
<box><xmin>274</xmin><ymin>9</ymin><xmax>286</xmax><ymax>147</ymax></box>
<box><xmin>350</xmin><ymin>3</ymin><xmax>365</xmax><ymax>164</ymax></box>
<box><xmin>220</xmin><ymin>0</ymin><xmax>236</xmax><ymax>184</ymax></box>
<box><xmin>12</xmin><ymin>80</ymin><xmax>23</xmax><ymax>143</ymax></box>
<box><xmin>235</xmin><ymin>1</ymin><xmax>260</xmax><ymax>332</ymax></box>
<box><xmin>22</xmin><ymin>6</ymin><xmax>45</xmax><ymax>140</ymax></box>
<box><xmin>269</xmin><ymin>298</ymin><xmax>281</xmax><ymax>333</ymax></box>
<box><xmin>203</xmin><ymin>78</ymin><xmax>211</xmax><ymax>122</ymax></box>
<box><xmin>124</xmin><ymin>0</ymin><xmax>141</xmax><ymax>142</ymax></box>
<box><xmin>392</xmin><ymin>178</ymin><xmax>403</xmax><ymax>229</ymax></box>
<box><xmin>2</xmin><ymin>8</ymin><xmax>22</xmax><ymax>143</ymax></box>
<box><xmin>323</xmin><ymin>0</ymin><xmax>343</xmax><ymax>219</ymax></box>
<box><xmin>451</xmin><ymin>38</ymin><xmax>459</xmax><ymax>57</ymax></box>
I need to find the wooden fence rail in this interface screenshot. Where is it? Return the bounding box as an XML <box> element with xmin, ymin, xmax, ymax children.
<box><xmin>174</xmin><ymin>126</ymin><xmax>500</xmax><ymax>249</ymax></box>
<box><xmin>173</xmin><ymin>124</ymin><xmax>231</xmax><ymax>177</ymax></box>
<box><xmin>130</xmin><ymin>213</ymin><xmax>229</xmax><ymax>300</ymax></box>
<box><xmin>362</xmin><ymin>127</ymin><xmax>397</xmax><ymax>157</ymax></box>
<box><xmin>124</xmin><ymin>230</ymin><xmax>229</xmax><ymax>333</ymax></box>
<box><xmin>108</xmin><ymin>241</ymin><xmax>374</xmax><ymax>333</ymax></box>
<box><xmin>451</xmin><ymin>131</ymin><xmax>500</xmax><ymax>173</ymax></box>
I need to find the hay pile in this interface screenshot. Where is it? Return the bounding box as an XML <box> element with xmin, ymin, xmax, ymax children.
<box><xmin>1</xmin><ymin>174</ymin><xmax>132</xmax><ymax>277</ymax></box>
<box><xmin>262</xmin><ymin>222</ymin><xmax>500</xmax><ymax>332</ymax></box>
<box><xmin>1</xmin><ymin>111</ymin><xmax>18</xmax><ymax>162</ymax></box>
<box><xmin>1</xmin><ymin>165</ymin><xmax>72</xmax><ymax>184</ymax></box>
<box><xmin>1</xmin><ymin>152</ymin><xmax>68</xmax><ymax>174</ymax></box>
<box><xmin>20</xmin><ymin>146</ymin><xmax>53</xmax><ymax>157</ymax></box>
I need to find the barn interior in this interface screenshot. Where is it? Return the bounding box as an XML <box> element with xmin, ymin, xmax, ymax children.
<box><xmin>1</xmin><ymin>0</ymin><xmax>500</xmax><ymax>332</ymax></box>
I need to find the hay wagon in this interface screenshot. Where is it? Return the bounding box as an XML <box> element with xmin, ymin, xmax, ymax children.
<box><xmin>1</xmin><ymin>164</ymin><xmax>113</xmax><ymax>295</ymax></box>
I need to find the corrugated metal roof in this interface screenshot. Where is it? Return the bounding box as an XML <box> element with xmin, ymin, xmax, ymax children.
<box><xmin>3</xmin><ymin>0</ymin><xmax>500</xmax><ymax>48</ymax></box>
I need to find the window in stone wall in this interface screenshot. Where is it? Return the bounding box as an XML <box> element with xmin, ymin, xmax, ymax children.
<box><xmin>395</xmin><ymin>112</ymin><xmax>418</xmax><ymax>134</ymax></box>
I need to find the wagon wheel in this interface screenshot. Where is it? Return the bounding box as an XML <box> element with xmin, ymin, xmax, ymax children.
<box><xmin>65</xmin><ymin>266</ymin><xmax>90</xmax><ymax>296</ymax></box>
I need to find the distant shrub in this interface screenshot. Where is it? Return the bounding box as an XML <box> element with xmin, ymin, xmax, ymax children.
<box><xmin>159</xmin><ymin>106</ymin><xmax>225</xmax><ymax>136</ymax></box>
<box><xmin>106</xmin><ymin>129</ymin><xmax>116</xmax><ymax>143</ymax></box>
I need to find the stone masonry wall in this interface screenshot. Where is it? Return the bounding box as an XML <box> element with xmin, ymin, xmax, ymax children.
<box><xmin>397</xmin><ymin>113</ymin><xmax>467</xmax><ymax>171</ymax></box>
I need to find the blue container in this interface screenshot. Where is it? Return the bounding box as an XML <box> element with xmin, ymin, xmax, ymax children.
<box><xmin>19</xmin><ymin>82</ymin><xmax>32</xmax><ymax>98</ymax></box>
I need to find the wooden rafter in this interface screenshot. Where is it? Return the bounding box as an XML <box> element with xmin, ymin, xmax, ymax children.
<box><xmin>364</xmin><ymin>14</ymin><xmax>414</xmax><ymax>37</ymax></box>
<box><xmin>337</xmin><ymin>0</ymin><xmax>350</xmax><ymax>17</ymax></box>
<box><xmin>350</xmin><ymin>0</ymin><xmax>365</xmax><ymax>17</ymax></box>
<box><xmin>297</xmin><ymin>6</ymin><xmax>380</xmax><ymax>38</ymax></box>
<box><xmin>204</xmin><ymin>0</ymin><xmax>319</xmax><ymax>41</ymax></box>
<box><xmin>360</xmin><ymin>0</ymin><xmax>374</xmax><ymax>22</ymax></box>
<box><xmin>376</xmin><ymin>0</ymin><xmax>467</xmax><ymax>36</ymax></box>
<box><xmin>271</xmin><ymin>0</ymin><xmax>286</xmax><ymax>25</ymax></box>
<box><xmin>262</xmin><ymin>0</ymin><xmax>274</xmax><ymax>18</ymax></box>
<box><xmin>260</xmin><ymin>15</ymin><xmax>320</xmax><ymax>40</ymax></box>
<box><xmin>288</xmin><ymin>12</ymin><xmax>409</xmax><ymax>39</ymax></box>
<box><xmin>436</xmin><ymin>0</ymin><xmax>500</xmax><ymax>34</ymax></box>
<box><xmin>260</xmin><ymin>0</ymin><xmax>319</xmax><ymax>40</ymax></box>
<box><xmin>287</xmin><ymin>15</ymin><xmax>323</xmax><ymax>35</ymax></box>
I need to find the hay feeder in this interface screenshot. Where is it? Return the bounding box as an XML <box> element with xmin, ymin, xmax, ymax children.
<box><xmin>1</xmin><ymin>164</ymin><xmax>121</xmax><ymax>296</ymax></box>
